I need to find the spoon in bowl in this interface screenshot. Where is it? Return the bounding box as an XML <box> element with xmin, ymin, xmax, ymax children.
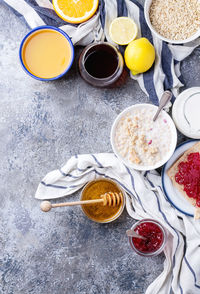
<box><xmin>153</xmin><ymin>90</ymin><xmax>172</xmax><ymax>122</ymax></box>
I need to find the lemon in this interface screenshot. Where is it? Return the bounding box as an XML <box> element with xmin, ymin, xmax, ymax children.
<box><xmin>124</xmin><ymin>38</ymin><xmax>155</xmax><ymax>75</ymax></box>
<box><xmin>109</xmin><ymin>17</ymin><xmax>138</xmax><ymax>45</ymax></box>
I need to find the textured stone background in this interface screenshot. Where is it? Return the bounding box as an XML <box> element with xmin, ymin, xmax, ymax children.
<box><xmin>1</xmin><ymin>1</ymin><xmax>200</xmax><ymax>294</ymax></box>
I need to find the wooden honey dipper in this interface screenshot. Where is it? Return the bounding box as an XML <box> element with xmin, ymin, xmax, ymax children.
<box><xmin>40</xmin><ymin>192</ymin><xmax>123</xmax><ymax>212</ymax></box>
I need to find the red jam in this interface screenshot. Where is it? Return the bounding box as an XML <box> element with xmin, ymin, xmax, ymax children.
<box><xmin>132</xmin><ymin>222</ymin><xmax>164</xmax><ymax>253</ymax></box>
<box><xmin>175</xmin><ymin>152</ymin><xmax>200</xmax><ymax>207</ymax></box>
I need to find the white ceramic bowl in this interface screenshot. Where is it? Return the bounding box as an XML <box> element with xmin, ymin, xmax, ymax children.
<box><xmin>144</xmin><ymin>0</ymin><xmax>200</xmax><ymax>44</ymax></box>
<box><xmin>110</xmin><ymin>104</ymin><xmax>177</xmax><ymax>171</ymax></box>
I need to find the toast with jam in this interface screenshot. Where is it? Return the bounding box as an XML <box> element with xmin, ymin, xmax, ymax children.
<box><xmin>167</xmin><ymin>142</ymin><xmax>200</xmax><ymax>220</ymax></box>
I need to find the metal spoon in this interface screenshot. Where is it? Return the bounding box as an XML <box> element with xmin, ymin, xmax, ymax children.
<box><xmin>126</xmin><ymin>229</ymin><xmax>147</xmax><ymax>240</ymax></box>
<box><xmin>153</xmin><ymin>90</ymin><xmax>172</xmax><ymax>122</ymax></box>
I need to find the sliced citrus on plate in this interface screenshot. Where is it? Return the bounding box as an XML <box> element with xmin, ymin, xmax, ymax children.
<box><xmin>53</xmin><ymin>0</ymin><xmax>99</xmax><ymax>24</ymax></box>
<box><xmin>109</xmin><ymin>17</ymin><xmax>138</xmax><ymax>45</ymax></box>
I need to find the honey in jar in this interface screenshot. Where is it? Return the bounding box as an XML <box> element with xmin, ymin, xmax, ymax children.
<box><xmin>81</xmin><ymin>178</ymin><xmax>125</xmax><ymax>223</ymax></box>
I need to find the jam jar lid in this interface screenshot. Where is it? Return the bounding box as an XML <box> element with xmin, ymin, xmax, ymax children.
<box><xmin>172</xmin><ymin>87</ymin><xmax>200</xmax><ymax>139</ymax></box>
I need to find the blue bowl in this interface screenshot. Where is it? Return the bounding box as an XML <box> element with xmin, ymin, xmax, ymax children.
<box><xmin>19</xmin><ymin>25</ymin><xmax>74</xmax><ymax>81</ymax></box>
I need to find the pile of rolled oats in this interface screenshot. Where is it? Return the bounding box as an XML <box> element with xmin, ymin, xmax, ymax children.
<box><xmin>149</xmin><ymin>0</ymin><xmax>200</xmax><ymax>40</ymax></box>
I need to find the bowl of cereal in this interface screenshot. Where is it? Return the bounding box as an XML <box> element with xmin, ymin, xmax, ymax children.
<box><xmin>110</xmin><ymin>104</ymin><xmax>177</xmax><ymax>171</ymax></box>
<box><xmin>144</xmin><ymin>0</ymin><xmax>200</xmax><ymax>44</ymax></box>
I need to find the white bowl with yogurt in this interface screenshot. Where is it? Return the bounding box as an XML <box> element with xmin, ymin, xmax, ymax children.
<box><xmin>111</xmin><ymin>104</ymin><xmax>177</xmax><ymax>171</ymax></box>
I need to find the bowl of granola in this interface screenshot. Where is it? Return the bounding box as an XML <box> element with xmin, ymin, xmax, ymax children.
<box><xmin>110</xmin><ymin>104</ymin><xmax>177</xmax><ymax>171</ymax></box>
<box><xmin>144</xmin><ymin>0</ymin><xmax>200</xmax><ymax>44</ymax></box>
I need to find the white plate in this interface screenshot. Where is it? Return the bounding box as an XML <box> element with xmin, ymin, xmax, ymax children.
<box><xmin>162</xmin><ymin>140</ymin><xmax>199</xmax><ymax>217</ymax></box>
<box><xmin>172</xmin><ymin>87</ymin><xmax>200</xmax><ymax>139</ymax></box>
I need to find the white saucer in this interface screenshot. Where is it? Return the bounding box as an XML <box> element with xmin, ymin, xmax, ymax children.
<box><xmin>172</xmin><ymin>87</ymin><xmax>200</xmax><ymax>139</ymax></box>
<box><xmin>162</xmin><ymin>140</ymin><xmax>199</xmax><ymax>217</ymax></box>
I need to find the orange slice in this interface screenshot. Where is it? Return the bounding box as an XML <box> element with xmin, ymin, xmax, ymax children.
<box><xmin>53</xmin><ymin>0</ymin><xmax>99</xmax><ymax>24</ymax></box>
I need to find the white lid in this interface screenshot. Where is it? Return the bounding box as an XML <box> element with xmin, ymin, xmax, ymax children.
<box><xmin>172</xmin><ymin>87</ymin><xmax>200</xmax><ymax>139</ymax></box>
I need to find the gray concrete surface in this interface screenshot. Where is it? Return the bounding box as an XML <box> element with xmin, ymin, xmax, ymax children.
<box><xmin>1</xmin><ymin>1</ymin><xmax>200</xmax><ymax>294</ymax></box>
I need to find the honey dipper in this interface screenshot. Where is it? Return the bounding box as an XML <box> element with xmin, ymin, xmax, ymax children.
<box><xmin>40</xmin><ymin>192</ymin><xmax>123</xmax><ymax>212</ymax></box>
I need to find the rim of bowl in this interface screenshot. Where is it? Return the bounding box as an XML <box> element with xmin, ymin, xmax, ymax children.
<box><xmin>110</xmin><ymin>104</ymin><xmax>177</xmax><ymax>171</ymax></box>
<box><xmin>80</xmin><ymin>177</ymin><xmax>126</xmax><ymax>223</ymax></box>
<box><xmin>129</xmin><ymin>218</ymin><xmax>167</xmax><ymax>256</ymax></box>
<box><xmin>19</xmin><ymin>25</ymin><xmax>75</xmax><ymax>81</ymax></box>
<box><xmin>144</xmin><ymin>0</ymin><xmax>200</xmax><ymax>44</ymax></box>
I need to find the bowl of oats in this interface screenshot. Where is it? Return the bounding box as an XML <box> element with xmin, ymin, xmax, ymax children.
<box><xmin>110</xmin><ymin>104</ymin><xmax>177</xmax><ymax>171</ymax></box>
<box><xmin>144</xmin><ymin>0</ymin><xmax>200</xmax><ymax>44</ymax></box>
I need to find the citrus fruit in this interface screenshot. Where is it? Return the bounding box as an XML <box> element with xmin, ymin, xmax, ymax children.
<box><xmin>53</xmin><ymin>0</ymin><xmax>99</xmax><ymax>24</ymax></box>
<box><xmin>124</xmin><ymin>38</ymin><xmax>155</xmax><ymax>75</ymax></box>
<box><xmin>109</xmin><ymin>17</ymin><xmax>138</xmax><ymax>45</ymax></box>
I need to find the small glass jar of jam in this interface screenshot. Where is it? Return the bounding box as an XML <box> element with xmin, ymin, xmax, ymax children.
<box><xmin>128</xmin><ymin>219</ymin><xmax>167</xmax><ymax>257</ymax></box>
<box><xmin>78</xmin><ymin>42</ymin><xmax>127</xmax><ymax>88</ymax></box>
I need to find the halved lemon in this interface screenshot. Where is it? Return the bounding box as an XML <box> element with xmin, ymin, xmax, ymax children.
<box><xmin>53</xmin><ymin>0</ymin><xmax>99</xmax><ymax>24</ymax></box>
<box><xmin>109</xmin><ymin>17</ymin><xmax>138</xmax><ymax>45</ymax></box>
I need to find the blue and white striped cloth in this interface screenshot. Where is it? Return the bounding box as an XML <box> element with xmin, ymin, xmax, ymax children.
<box><xmin>35</xmin><ymin>153</ymin><xmax>200</xmax><ymax>294</ymax></box>
<box><xmin>4</xmin><ymin>0</ymin><xmax>200</xmax><ymax>105</ymax></box>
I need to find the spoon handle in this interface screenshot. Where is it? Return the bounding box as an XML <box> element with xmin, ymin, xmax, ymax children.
<box><xmin>153</xmin><ymin>90</ymin><xmax>172</xmax><ymax>122</ymax></box>
<box><xmin>126</xmin><ymin>229</ymin><xmax>146</xmax><ymax>240</ymax></box>
<box><xmin>40</xmin><ymin>199</ymin><xmax>104</xmax><ymax>212</ymax></box>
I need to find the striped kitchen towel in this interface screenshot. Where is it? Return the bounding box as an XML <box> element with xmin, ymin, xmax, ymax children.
<box><xmin>4</xmin><ymin>0</ymin><xmax>200</xmax><ymax>105</ymax></box>
<box><xmin>35</xmin><ymin>153</ymin><xmax>200</xmax><ymax>294</ymax></box>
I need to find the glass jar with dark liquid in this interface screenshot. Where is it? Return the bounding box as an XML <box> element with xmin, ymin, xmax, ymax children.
<box><xmin>79</xmin><ymin>42</ymin><xmax>127</xmax><ymax>87</ymax></box>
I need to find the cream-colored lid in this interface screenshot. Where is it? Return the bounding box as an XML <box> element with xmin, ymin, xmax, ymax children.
<box><xmin>172</xmin><ymin>87</ymin><xmax>200</xmax><ymax>139</ymax></box>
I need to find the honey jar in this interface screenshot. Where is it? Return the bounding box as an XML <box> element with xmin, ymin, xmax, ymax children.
<box><xmin>81</xmin><ymin>178</ymin><xmax>125</xmax><ymax>223</ymax></box>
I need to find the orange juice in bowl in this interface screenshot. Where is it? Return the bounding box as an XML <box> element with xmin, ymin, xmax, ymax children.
<box><xmin>19</xmin><ymin>26</ymin><xmax>74</xmax><ymax>81</ymax></box>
